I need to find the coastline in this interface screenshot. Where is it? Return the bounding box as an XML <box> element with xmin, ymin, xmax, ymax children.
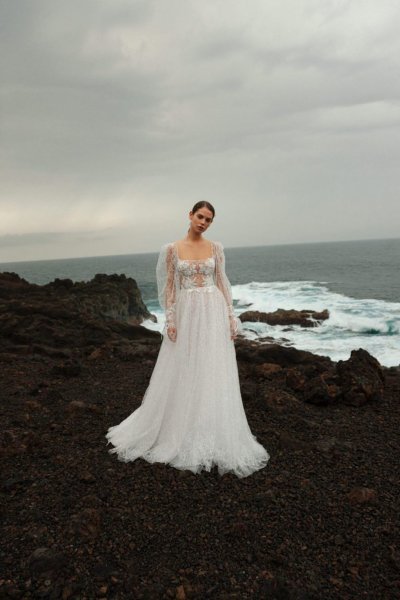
<box><xmin>1</xmin><ymin>271</ymin><xmax>399</xmax><ymax>598</ymax></box>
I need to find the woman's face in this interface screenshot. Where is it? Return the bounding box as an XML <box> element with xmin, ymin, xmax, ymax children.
<box><xmin>189</xmin><ymin>208</ymin><xmax>214</xmax><ymax>234</ymax></box>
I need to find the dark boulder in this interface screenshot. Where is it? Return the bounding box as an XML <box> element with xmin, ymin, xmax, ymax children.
<box><xmin>235</xmin><ymin>339</ymin><xmax>385</xmax><ymax>408</ymax></box>
<box><xmin>337</xmin><ymin>348</ymin><xmax>385</xmax><ymax>406</ymax></box>
<box><xmin>235</xmin><ymin>339</ymin><xmax>333</xmax><ymax>370</ymax></box>
<box><xmin>303</xmin><ymin>374</ymin><xmax>342</xmax><ymax>405</ymax></box>
<box><xmin>239</xmin><ymin>308</ymin><xmax>329</xmax><ymax>328</ymax></box>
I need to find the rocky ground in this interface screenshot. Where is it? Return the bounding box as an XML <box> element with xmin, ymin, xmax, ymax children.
<box><xmin>1</xmin><ymin>273</ymin><xmax>399</xmax><ymax>599</ymax></box>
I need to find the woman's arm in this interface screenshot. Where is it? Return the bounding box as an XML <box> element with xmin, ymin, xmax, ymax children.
<box><xmin>214</xmin><ymin>241</ymin><xmax>240</xmax><ymax>339</ymax></box>
<box><xmin>156</xmin><ymin>243</ymin><xmax>178</xmax><ymax>342</ymax></box>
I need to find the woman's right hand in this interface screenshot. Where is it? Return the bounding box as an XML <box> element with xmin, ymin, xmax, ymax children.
<box><xmin>167</xmin><ymin>326</ymin><xmax>177</xmax><ymax>342</ymax></box>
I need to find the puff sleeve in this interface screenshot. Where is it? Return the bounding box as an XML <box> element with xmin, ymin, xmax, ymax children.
<box><xmin>156</xmin><ymin>243</ymin><xmax>180</xmax><ymax>336</ymax></box>
<box><xmin>214</xmin><ymin>241</ymin><xmax>241</xmax><ymax>338</ymax></box>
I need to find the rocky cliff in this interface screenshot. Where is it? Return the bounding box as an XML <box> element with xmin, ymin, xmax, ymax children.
<box><xmin>0</xmin><ymin>272</ymin><xmax>158</xmax><ymax>361</ymax></box>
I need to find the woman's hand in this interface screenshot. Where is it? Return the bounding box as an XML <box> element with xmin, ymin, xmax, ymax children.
<box><xmin>229</xmin><ymin>316</ymin><xmax>238</xmax><ymax>341</ymax></box>
<box><xmin>167</xmin><ymin>326</ymin><xmax>177</xmax><ymax>342</ymax></box>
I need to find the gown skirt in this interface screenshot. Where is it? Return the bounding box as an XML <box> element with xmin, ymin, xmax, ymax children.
<box><xmin>105</xmin><ymin>280</ymin><xmax>270</xmax><ymax>478</ymax></box>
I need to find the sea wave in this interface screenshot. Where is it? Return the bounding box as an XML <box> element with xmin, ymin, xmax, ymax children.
<box><xmin>235</xmin><ymin>281</ymin><xmax>400</xmax><ymax>367</ymax></box>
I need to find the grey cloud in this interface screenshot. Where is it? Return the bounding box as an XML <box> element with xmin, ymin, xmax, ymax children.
<box><xmin>0</xmin><ymin>230</ymin><xmax>114</xmax><ymax>248</ymax></box>
<box><xmin>1</xmin><ymin>0</ymin><xmax>399</xmax><ymax>261</ymax></box>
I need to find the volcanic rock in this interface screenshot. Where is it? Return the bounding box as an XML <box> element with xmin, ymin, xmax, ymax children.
<box><xmin>0</xmin><ymin>271</ymin><xmax>160</xmax><ymax>360</ymax></box>
<box><xmin>235</xmin><ymin>339</ymin><xmax>332</xmax><ymax>371</ymax></box>
<box><xmin>303</xmin><ymin>374</ymin><xmax>342</xmax><ymax>405</ymax></box>
<box><xmin>239</xmin><ymin>308</ymin><xmax>329</xmax><ymax>328</ymax></box>
<box><xmin>337</xmin><ymin>348</ymin><xmax>385</xmax><ymax>406</ymax></box>
<box><xmin>346</xmin><ymin>487</ymin><xmax>377</xmax><ymax>504</ymax></box>
<box><xmin>1</xmin><ymin>270</ymin><xmax>398</xmax><ymax>599</ymax></box>
<box><xmin>28</xmin><ymin>547</ymin><xmax>67</xmax><ymax>577</ymax></box>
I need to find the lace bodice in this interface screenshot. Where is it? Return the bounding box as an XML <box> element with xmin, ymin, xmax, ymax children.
<box><xmin>156</xmin><ymin>240</ymin><xmax>240</xmax><ymax>337</ymax></box>
<box><xmin>177</xmin><ymin>257</ymin><xmax>215</xmax><ymax>289</ymax></box>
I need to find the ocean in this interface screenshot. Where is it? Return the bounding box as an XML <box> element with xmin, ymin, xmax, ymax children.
<box><xmin>1</xmin><ymin>237</ymin><xmax>399</xmax><ymax>367</ymax></box>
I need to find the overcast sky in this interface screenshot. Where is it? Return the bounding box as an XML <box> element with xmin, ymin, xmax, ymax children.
<box><xmin>1</xmin><ymin>0</ymin><xmax>400</xmax><ymax>262</ymax></box>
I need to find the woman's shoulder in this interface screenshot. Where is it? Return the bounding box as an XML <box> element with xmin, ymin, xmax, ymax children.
<box><xmin>157</xmin><ymin>242</ymin><xmax>177</xmax><ymax>262</ymax></box>
<box><xmin>160</xmin><ymin>241</ymin><xmax>177</xmax><ymax>250</ymax></box>
<box><xmin>210</xmin><ymin>240</ymin><xmax>224</xmax><ymax>251</ymax></box>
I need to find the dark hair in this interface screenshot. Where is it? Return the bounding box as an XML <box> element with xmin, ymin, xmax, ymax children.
<box><xmin>191</xmin><ymin>201</ymin><xmax>215</xmax><ymax>219</ymax></box>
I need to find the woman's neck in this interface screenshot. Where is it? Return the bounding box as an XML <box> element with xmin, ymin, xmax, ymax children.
<box><xmin>185</xmin><ymin>232</ymin><xmax>204</xmax><ymax>243</ymax></box>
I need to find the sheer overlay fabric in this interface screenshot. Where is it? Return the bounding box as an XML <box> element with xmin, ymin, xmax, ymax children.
<box><xmin>105</xmin><ymin>240</ymin><xmax>269</xmax><ymax>478</ymax></box>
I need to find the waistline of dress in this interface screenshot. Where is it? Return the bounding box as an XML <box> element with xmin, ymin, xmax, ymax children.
<box><xmin>180</xmin><ymin>284</ymin><xmax>217</xmax><ymax>294</ymax></box>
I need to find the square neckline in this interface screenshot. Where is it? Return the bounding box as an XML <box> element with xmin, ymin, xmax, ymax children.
<box><xmin>173</xmin><ymin>240</ymin><xmax>215</xmax><ymax>262</ymax></box>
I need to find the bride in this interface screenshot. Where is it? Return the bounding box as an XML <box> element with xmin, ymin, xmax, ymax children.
<box><xmin>105</xmin><ymin>201</ymin><xmax>269</xmax><ymax>478</ymax></box>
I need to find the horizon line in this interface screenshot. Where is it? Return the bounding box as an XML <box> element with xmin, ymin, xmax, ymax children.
<box><xmin>0</xmin><ymin>234</ymin><xmax>399</xmax><ymax>266</ymax></box>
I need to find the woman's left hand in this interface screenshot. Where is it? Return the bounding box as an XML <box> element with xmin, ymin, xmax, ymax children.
<box><xmin>230</xmin><ymin>316</ymin><xmax>238</xmax><ymax>340</ymax></box>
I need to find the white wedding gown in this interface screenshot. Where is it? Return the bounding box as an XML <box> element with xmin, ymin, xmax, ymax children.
<box><xmin>105</xmin><ymin>240</ymin><xmax>269</xmax><ymax>478</ymax></box>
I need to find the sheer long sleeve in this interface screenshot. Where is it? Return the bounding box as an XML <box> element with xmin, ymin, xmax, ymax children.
<box><xmin>156</xmin><ymin>243</ymin><xmax>179</xmax><ymax>336</ymax></box>
<box><xmin>214</xmin><ymin>241</ymin><xmax>241</xmax><ymax>337</ymax></box>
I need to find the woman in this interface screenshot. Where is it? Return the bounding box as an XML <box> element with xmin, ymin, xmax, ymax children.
<box><xmin>105</xmin><ymin>201</ymin><xmax>269</xmax><ymax>478</ymax></box>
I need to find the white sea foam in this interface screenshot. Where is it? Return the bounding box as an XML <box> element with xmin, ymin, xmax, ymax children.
<box><xmin>235</xmin><ymin>281</ymin><xmax>400</xmax><ymax>367</ymax></box>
